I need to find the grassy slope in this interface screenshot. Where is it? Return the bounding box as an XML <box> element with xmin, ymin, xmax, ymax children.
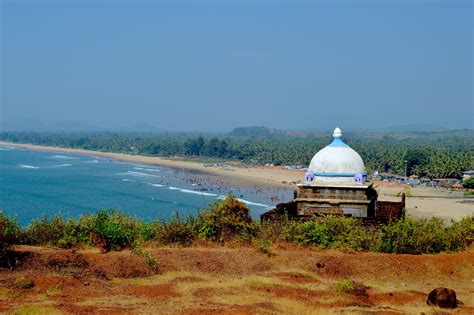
<box><xmin>1</xmin><ymin>245</ymin><xmax>473</xmax><ymax>314</ymax></box>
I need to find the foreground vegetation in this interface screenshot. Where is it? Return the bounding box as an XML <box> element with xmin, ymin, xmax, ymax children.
<box><xmin>1</xmin><ymin>195</ymin><xmax>473</xmax><ymax>260</ymax></box>
<box><xmin>1</xmin><ymin>128</ymin><xmax>473</xmax><ymax>178</ymax></box>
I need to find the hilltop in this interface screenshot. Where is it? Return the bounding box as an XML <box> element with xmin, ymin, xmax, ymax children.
<box><xmin>1</xmin><ymin>245</ymin><xmax>473</xmax><ymax>314</ymax></box>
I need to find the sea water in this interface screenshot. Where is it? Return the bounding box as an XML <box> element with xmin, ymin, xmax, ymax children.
<box><xmin>0</xmin><ymin>145</ymin><xmax>292</xmax><ymax>226</ymax></box>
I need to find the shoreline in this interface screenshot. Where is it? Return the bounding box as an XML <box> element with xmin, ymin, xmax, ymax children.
<box><xmin>0</xmin><ymin>141</ymin><xmax>302</xmax><ymax>189</ymax></box>
<box><xmin>2</xmin><ymin>141</ymin><xmax>472</xmax><ymax>220</ymax></box>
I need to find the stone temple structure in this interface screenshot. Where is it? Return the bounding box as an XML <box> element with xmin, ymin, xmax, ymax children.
<box><xmin>261</xmin><ymin>128</ymin><xmax>405</xmax><ymax>222</ymax></box>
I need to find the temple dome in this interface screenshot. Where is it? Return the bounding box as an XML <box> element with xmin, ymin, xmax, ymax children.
<box><xmin>308</xmin><ymin>127</ymin><xmax>367</xmax><ymax>183</ymax></box>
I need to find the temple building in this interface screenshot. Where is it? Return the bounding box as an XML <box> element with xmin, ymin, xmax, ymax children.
<box><xmin>261</xmin><ymin>127</ymin><xmax>405</xmax><ymax>222</ymax></box>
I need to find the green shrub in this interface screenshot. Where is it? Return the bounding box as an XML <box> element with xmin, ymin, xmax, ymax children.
<box><xmin>14</xmin><ymin>278</ymin><xmax>34</xmax><ymax>290</ymax></box>
<box><xmin>89</xmin><ymin>210</ymin><xmax>141</xmax><ymax>252</ymax></box>
<box><xmin>379</xmin><ymin>217</ymin><xmax>453</xmax><ymax>254</ymax></box>
<box><xmin>336</xmin><ymin>279</ymin><xmax>354</xmax><ymax>292</ymax></box>
<box><xmin>256</xmin><ymin>239</ymin><xmax>272</xmax><ymax>256</ymax></box>
<box><xmin>153</xmin><ymin>214</ymin><xmax>195</xmax><ymax>246</ymax></box>
<box><xmin>56</xmin><ymin>218</ymin><xmax>91</xmax><ymax>248</ymax></box>
<box><xmin>445</xmin><ymin>216</ymin><xmax>474</xmax><ymax>251</ymax></box>
<box><xmin>0</xmin><ymin>212</ymin><xmax>20</xmax><ymax>262</ymax></box>
<box><xmin>281</xmin><ymin>215</ymin><xmax>379</xmax><ymax>251</ymax></box>
<box><xmin>132</xmin><ymin>247</ymin><xmax>159</xmax><ymax>273</ymax></box>
<box><xmin>23</xmin><ymin>215</ymin><xmax>65</xmax><ymax>246</ymax></box>
<box><xmin>257</xmin><ymin>214</ymin><xmax>294</xmax><ymax>243</ymax></box>
<box><xmin>197</xmin><ymin>194</ymin><xmax>255</xmax><ymax>242</ymax></box>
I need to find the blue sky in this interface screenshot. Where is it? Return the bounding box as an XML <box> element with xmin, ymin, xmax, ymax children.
<box><xmin>1</xmin><ymin>0</ymin><xmax>472</xmax><ymax>131</ymax></box>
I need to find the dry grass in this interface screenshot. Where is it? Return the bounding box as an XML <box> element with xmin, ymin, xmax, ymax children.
<box><xmin>0</xmin><ymin>246</ymin><xmax>473</xmax><ymax>314</ymax></box>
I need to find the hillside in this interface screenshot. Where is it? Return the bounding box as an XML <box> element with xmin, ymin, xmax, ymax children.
<box><xmin>1</xmin><ymin>246</ymin><xmax>473</xmax><ymax>314</ymax></box>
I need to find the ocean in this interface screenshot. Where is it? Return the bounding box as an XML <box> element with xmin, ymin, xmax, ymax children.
<box><xmin>0</xmin><ymin>145</ymin><xmax>292</xmax><ymax>226</ymax></box>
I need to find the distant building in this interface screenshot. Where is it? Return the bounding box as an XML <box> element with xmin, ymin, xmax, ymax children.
<box><xmin>262</xmin><ymin>128</ymin><xmax>405</xmax><ymax>222</ymax></box>
<box><xmin>463</xmin><ymin>170</ymin><xmax>474</xmax><ymax>180</ymax></box>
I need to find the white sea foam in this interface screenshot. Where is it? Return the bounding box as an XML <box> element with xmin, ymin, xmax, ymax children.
<box><xmin>0</xmin><ymin>146</ymin><xmax>15</xmax><ymax>151</ymax></box>
<box><xmin>151</xmin><ymin>183</ymin><xmax>164</xmax><ymax>187</ymax></box>
<box><xmin>146</xmin><ymin>168</ymin><xmax>160</xmax><ymax>172</ymax></box>
<box><xmin>134</xmin><ymin>167</ymin><xmax>145</xmax><ymax>170</ymax></box>
<box><xmin>122</xmin><ymin>178</ymin><xmax>135</xmax><ymax>182</ymax></box>
<box><xmin>165</xmin><ymin>186</ymin><xmax>217</xmax><ymax>196</ymax></box>
<box><xmin>178</xmin><ymin>188</ymin><xmax>217</xmax><ymax>197</ymax></box>
<box><xmin>50</xmin><ymin>164</ymin><xmax>72</xmax><ymax>168</ymax></box>
<box><xmin>51</xmin><ymin>155</ymin><xmax>79</xmax><ymax>160</ymax></box>
<box><xmin>85</xmin><ymin>160</ymin><xmax>99</xmax><ymax>164</ymax></box>
<box><xmin>126</xmin><ymin>171</ymin><xmax>160</xmax><ymax>178</ymax></box>
<box><xmin>18</xmin><ymin>164</ymin><xmax>40</xmax><ymax>169</ymax></box>
<box><xmin>217</xmin><ymin>195</ymin><xmax>269</xmax><ymax>207</ymax></box>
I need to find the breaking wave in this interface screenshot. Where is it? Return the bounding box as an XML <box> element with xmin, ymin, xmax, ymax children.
<box><xmin>49</xmin><ymin>164</ymin><xmax>72</xmax><ymax>168</ymax></box>
<box><xmin>178</xmin><ymin>188</ymin><xmax>217</xmax><ymax>197</ymax></box>
<box><xmin>51</xmin><ymin>155</ymin><xmax>80</xmax><ymax>160</ymax></box>
<box><xmin>217</xmin><ymin>195</ymin><xmax>269</xmax><ymax>207</ymax></box>
<box><xmin>122</xmin><ymin>178</ymin><xmax>135</xmax><ymax>182</ymax></box>
<box><xmin>145</xmin><ymin>168</ymin><xmax>160</xmax><ymax>172</ymax></box>
<box><xmin>18</xmin><ymin>164</ymin><xmax>40</xmax><ymax>169</ymax></box>
<box><xmin>0</xmin><ymin>146</ymin><xmax>15</xmax><ymax>151</ymax></box>
<box><xmin>164</xmin><ymin>186</ymin><xmax>218</xmax><ymax>197</ymax></box>
<box><xmin>85</xmin><ymin>160</ymin><xmax>99</xmax><ymax>164</ymax></box>
<box><xmin>125</xmin><ymin>171</ymin><xmax>160</xmax><ymax>178</ymax></box>
<box><xmin>134</xmin><ymin>166</ymin><xmax>160</xmax><ymax>172</ymax></box>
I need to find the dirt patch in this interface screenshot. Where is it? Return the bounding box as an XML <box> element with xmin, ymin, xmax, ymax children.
<box><xmin>192</xmin><ymin>287</ymin><xmax>216</xmax><ymax>299</ymax></box>
<box><xmin>183</xmin><ymin>302</ymin><xmax>275</xmax><ymax>315</ymax></box>
<box><xmin>253</xmin><ymin>284</ymin><xmax>335</xmax><ymax>307</ymax></box>
<box><xmin>127</xmin><ymin>283</ymin><xmax>178</xmax><ymax>298</ymax></box>
<box><xmin>369</xmin><ymin>290</ymin><xmax>426</xmax><ymax>306</ymax></box>
<box><xmin>1</xmin><ymin>246</ymin><xmax>473</xmax><ymax>313</ymax></box>
<box><xmin>274</xmin><ymin>272</ymin><xmax>320</xmax><ymax>284</ymax></box>
<box><xmin>151</xmin><ymin>248</ymin><xmax>273</xmax><ymax>275</ymax></box>
<box><xmin>169</xmin><ymin>275</ymin><xmax>203</xmax><ymax>284</ymax></box>
<box><xmin>57</xmin><ymin>304</ymin><xmax>132</xmax><ymax>315</ymax></box>
<box><xmin>11</xmin><ymin>246</ymin><xmax>154</xmax><ymax>279</ymax></box>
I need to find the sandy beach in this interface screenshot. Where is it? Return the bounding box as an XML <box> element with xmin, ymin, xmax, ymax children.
<box><xmin>2</xmin><ymin>141</ymin><xmax>472</xmax><ymax>220</ymax></box>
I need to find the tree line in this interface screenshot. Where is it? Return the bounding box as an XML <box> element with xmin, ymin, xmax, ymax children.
<box><xmin>1</xmin><ymin>129</ymin><xmax>473</xmax><ymax>179</ymax></box>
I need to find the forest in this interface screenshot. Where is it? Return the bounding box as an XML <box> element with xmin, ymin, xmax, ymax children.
<box><xmin>1</xmin><ymin>127</ymin><xmax>473</xmax><ymax>179</ymax></box>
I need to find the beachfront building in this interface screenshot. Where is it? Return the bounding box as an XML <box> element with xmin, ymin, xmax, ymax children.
<box><xmin>463</xmin><ymin>170</ymin><xmax>474</xmax><ymax>180</ymax></box>
<box><xmin>262</xmin><ymin>128</ymin><xmax>405</xmax><ymax>222</ymax></box>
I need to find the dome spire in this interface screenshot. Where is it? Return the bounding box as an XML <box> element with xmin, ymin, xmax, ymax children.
<box><xmin>333</xmin><ymin>127</ymin><xmax>342</xmax><ymax>138</ymax></box>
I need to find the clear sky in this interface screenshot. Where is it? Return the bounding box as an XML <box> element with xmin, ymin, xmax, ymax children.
<box><xmin>1</xmin><ymin>0</ymin><xmax>472</xmax><ymax>132</ymax></box>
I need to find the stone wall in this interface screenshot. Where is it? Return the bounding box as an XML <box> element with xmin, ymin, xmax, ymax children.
<box><xmin>297</xmin><ymin>186</ymin><xmax>369</xmax><ymax>201</ymax></box>
<box><xmin>375</xmin><ymin>194</ymin><xmax>405</xmax><ymax>221</ymax></box>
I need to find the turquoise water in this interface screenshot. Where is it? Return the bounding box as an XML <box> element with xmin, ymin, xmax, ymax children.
<box><xmin>0</xmin><ymin>145</ymin><xmax>292</xmax><ymax>226</ymax></box>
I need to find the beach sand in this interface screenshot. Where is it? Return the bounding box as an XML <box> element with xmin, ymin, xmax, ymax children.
<box><xmin>374</xmin><ymin>182</ymin><xmax>473</xmax><ymax>221</ymax></box>
<box><xmin>2</xmin><ymin>141</ymin><xmax>472</xmax><ymax>220</ymax></box>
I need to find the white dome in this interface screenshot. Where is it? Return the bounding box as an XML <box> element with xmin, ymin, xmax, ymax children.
<box><xmin>308</xmin><ymin>127</ymin><xmax>366</xmax><ymax>183</ymax></box>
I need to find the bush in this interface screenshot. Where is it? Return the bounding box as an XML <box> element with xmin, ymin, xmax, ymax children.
<box><xmin>89</xmin><ymin>210</ymin><xmax>141</xmax><ymax>252</ymax></box>
<box><xmin>23</xmin><ymin>215</ymin><xmax>66</xmax><ymax>246</ymax></box>
<box><xmin>152</xmin><ymin>214</ymin><xmax>195</xmax><ymax>246</ymax></box>
<box><xmin>445</xmin><ymin>216</ymin><xmax>474</xmax><ymax>251</ymax></box>
<box><xmin>197</xmin><ymin>194</ymin><xmax>255</xmax><ymax>242</ymax></box>
<box><xmin>281</xmin><ymin>215</ymin><xmax>379</xmax><ymax>251</ymax></box>
<box><xmin>3</xmin><ymin>203</ymin><xmax>473</xmax><ymax>255</ymax></box>
<box><xmin>336</xmin><ymin>279</ymin><xmax>354</xmax><ymax>292</ymax></box>
<box><xmin>0</xmin><ymin>212</ymin><xmax>20</xmax><ymax>262</ymax></box>
<box><xmin>378</xmin><ymin>217</ymin><xmax>467</xmax><ymax>254</ymax></box>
